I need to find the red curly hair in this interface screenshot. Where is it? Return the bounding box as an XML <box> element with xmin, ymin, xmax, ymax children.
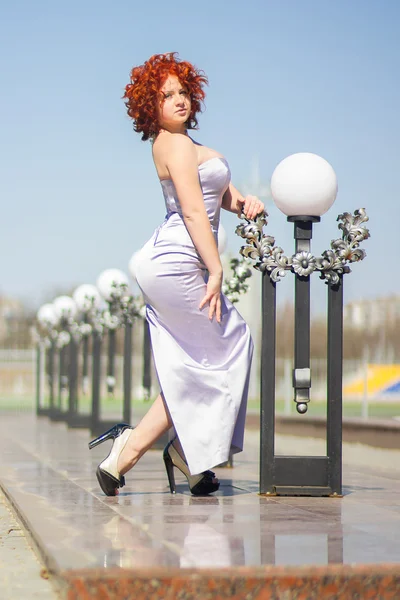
<box><xmin>123</xmin><ymin>52</ymin><xmax>208</xmax><ymax>141</ymax></box>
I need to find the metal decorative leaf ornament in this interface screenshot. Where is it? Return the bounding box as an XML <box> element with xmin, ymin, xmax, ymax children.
<box><xmin>222</xmin><ymin>257</ymin><xmax>253</xmax><ymax>304</ymax></box>
<box><xmin>235</xmin><ymin>208</ymin><xmax>369</xmax><ymax>286</ymax></box>
<box><xmin>236</xmin><ymin>211</ymin><xmax>291</xmax><ymax>281</ymax></box>
<box><xmin>315</xmin><ymin>250</ymin><xmax>350</xmax><ymax>285</ymax></box>
<box><xmin>337</xmin><ymin>208</ymin><xmax>370</xmax><ymax>243</ymax></box>
<box><xmin>316</xmin><ymin>209</ymin><xmax>370</xmax><ymax>284</ymax></box>
<box><xmin>292</xmin><ymin>251</ymin><xmax>316</xmax><ymax>278</ymax></box>
<box><xmin>264</xmin><ymin>246</ymin><xmax>292</xmax><ymax>282</ymax></box>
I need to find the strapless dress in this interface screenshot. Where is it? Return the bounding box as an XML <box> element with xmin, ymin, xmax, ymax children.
<box><xmin>134</xmin><ymin>157</ymin><xmax>253</xmax><ymax>475</ymax></box>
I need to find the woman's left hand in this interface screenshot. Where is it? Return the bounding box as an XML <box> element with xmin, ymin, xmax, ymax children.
<box><xmin>238</xmin><ymin>195</ymin><xmax>265</xmax><ymax>220</ymax></box>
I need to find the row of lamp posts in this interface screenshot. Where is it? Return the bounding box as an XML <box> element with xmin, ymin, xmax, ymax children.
<box><xmin>34</xmin><ymin>152</ymin><xmax>370</xmax><ymax>496</ymax></box>
<box><xmin>34</xmin><ymin>264</ymin><xmax>151</xmax><ymax>437</ymax></box>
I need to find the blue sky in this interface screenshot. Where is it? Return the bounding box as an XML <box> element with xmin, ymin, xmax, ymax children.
<box><xmin>1</xmin><ymin>0</ymin><xmax>399</xmax><ymax>311</ymax></box>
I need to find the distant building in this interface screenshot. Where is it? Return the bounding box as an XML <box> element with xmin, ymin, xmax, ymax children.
<box><xmin>343</xmin><ymin>295</ymin><xmax>400</xmax><ymax>331</ymax></box>
<box><xmin>0</xmin><ymin>295</ymin><xmax>29</xmax><ymax>347</ymax></box>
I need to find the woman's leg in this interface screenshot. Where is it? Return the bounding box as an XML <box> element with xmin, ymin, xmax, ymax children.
<box><xmin>117</xmin><ymin>393</ymin><xmax>172</xmax><ymax>475</ymax></box>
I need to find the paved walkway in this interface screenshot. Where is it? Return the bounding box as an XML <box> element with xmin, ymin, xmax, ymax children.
<box><xmin>1</xmin><ymin>413</ymin><xmax>400</xmax><ymax>598</ymax></box>
<box><xmin>0</xmin><ymin>488</ymin><xmax>58</xmax><ymax>599</ymax></box>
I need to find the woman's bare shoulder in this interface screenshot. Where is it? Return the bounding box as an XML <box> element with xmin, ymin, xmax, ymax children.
<box><xmin>152</xmin><ymin>133</ymin><xmax>197</xmax><ymax>179</ymax></box>
<box><xmin>153</xmin><ymin>132</ymin><xmax>194</xmax><ymax>160</ymax></box>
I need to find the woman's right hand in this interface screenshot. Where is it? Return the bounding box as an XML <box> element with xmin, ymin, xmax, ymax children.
<box><xmin>199</xmin><ymin>272</ymin><xmax>222</xmax><ymax>323</ymax></box>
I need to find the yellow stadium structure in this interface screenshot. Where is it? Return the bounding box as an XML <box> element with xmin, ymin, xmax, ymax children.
<box><xmin>344</xmin><ymin>364</ymin><xmax>400</xmax><ymax>397</ymax></box>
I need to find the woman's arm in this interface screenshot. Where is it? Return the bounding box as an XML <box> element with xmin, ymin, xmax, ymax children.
<box><xmin>221</xmin><ymin>183</ymin><xmax>244</xmax><ymax>213</ymax></box>
<box><xmin>163</xmin><ymin>134</ymin><xmax>223</xmax><ymax>321</ymax></box>
<box><xmin>222</xmin><ymin>182</ymin><xmax>264</xmax><ymax>220</ymax></box>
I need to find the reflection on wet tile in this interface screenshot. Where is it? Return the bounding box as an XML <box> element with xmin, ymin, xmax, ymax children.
<box><xmin>2</xmin><ymin>414</ymin><xmax>400</xmax><ymax>572</ymax></box>
<box><xmin>99</xmin><ymin>515</ymin><xmax>181</xmax><ymax>569</ymax></box>
<box><xmin>179</xmin><ymin>523</ymin><xmax>232</xmax><ymax>568</ymax></box>
<box><xmin>275</xmin><ymin>534</ymin><xmax>328</xmax><ymax>566</ymax></box>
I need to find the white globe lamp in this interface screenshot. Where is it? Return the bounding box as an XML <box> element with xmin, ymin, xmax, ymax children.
<box><xmin>37</xmin><ymin>303</ymin><xmax>58</xmax><ymax>328</ymax></box>
<box><xmin>271</xmin><ymin>153</ymin><xmax>338</xmax><ymax>218</ymax></box>
<box><xmin>53</xmin><ymin>296</ymin><xmax>77</xmax><ymax>321</ymax></box>
<box><xmin>73</xmin><ymin>284</ymin><xmax>101</xmax><ymax>313</ymax></box>
<box><xmin>97</xmin><ymin>268</ymin><xmax>130</xmax><ymax>302</ymax></box>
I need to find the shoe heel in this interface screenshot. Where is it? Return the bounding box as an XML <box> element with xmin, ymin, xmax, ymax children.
<box><xmin>163</xmin><ymin>452</ymin><xmax>176</xmax><ymax>494</ymax></box>
<box><xmin>88</xmin><ymin>423</ymin><xmax>130</xmax><ymax>450</ymax></box>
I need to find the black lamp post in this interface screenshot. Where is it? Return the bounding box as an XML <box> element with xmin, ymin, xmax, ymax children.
<box><xmin>35</xmin><ymin>302</ymin><xmax>58</xmax><ymax>417</ymax></box>
<box><xmin>237</xmin><ymin>152</ymin><xmax>370</xmax><ymax>497</ymax></box>
<box><xmin>51</xmin><ymin>296</ymin><xmax>78</xmax><ymax>422</ymax></box>
<box><xmin>90</xmin><ymin>268</ymin><xmax>132</xmax><ymax>436</ymax></box>
<box><xmin>73</xmin><ymin>283</ymin><xmax>102</xmax><ymax>406</ymax></box>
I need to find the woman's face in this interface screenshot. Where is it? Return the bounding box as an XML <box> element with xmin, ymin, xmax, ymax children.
<box><xmin>157</xmin><ymin>74</ymin><xmax>191</xmax><ymax>132</ymax></box>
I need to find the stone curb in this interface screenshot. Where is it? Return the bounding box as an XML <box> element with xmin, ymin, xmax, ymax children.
<box><xmin>62</xmin><ymin>564</ymin><xmax>400</xmax><ymax>599</ymax></box>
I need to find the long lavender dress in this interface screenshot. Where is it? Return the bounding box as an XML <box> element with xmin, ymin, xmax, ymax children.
<box><xmin>134</xmin><ymin>157</ymin><xmax>253</xmax><ymax>475</ymax></box>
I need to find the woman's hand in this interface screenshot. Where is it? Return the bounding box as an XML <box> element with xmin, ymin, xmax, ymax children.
<box><xmin>199</xmin><ymin>272</ymin><xmax>223</xmax><ymax>323</ymax></box>
<box><xmin>237</xmin><ymin>195</ymin><xmax>264</xmax><ymax>220</ymax></box>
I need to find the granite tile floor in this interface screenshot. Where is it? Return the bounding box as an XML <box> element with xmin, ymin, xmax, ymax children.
<box><xmin>1</xmin><ymin>413</ymin><xmax>400</xmax><ymax>598</ymax></box>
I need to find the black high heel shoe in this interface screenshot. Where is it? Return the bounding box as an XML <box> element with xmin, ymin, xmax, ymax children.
<box><xmin>88</xmin><ymin>423</ymin><xmax>133</xmax><ymax>496</ymax></box>
<box><xmin>163</xmin><ymin>439</ymin><xmax>220</xmax><ymax>495</ymax></box>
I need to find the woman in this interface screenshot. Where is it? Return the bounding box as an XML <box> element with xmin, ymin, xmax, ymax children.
<box><xmin>89</xmin><ymin>52</ymin><xmax>264</xmax><ymax>496</ymax></box>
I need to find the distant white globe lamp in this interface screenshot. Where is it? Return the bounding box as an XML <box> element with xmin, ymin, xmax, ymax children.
<box><xmin>73</xmin><ymin>284</ymin><xmax>101</xmax><ymax>313</ymax></box>
<box><xmin>271</xmin><ymin>152</ymin><xmax>338</xmax><ymax>218</ymax></box>
<box><xmin>96</xmin><ymin>269</ymin><xmax>130</xmax><ymax>302</ymax></box>
<box><xmin>53</xmin><ymin>296</ymin><xmax>77</xmax><ymax>321</ymax></box>
<box><xmin>37</xmin><ymin>303</ymin><xmax>58</xmax><ymax>328</ymax></box>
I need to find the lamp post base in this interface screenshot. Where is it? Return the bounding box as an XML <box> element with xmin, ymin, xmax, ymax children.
<box><xmin>260</xmin><ymin>486</ymin><xmax>342</xmax><ymax>498</ymax></box>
